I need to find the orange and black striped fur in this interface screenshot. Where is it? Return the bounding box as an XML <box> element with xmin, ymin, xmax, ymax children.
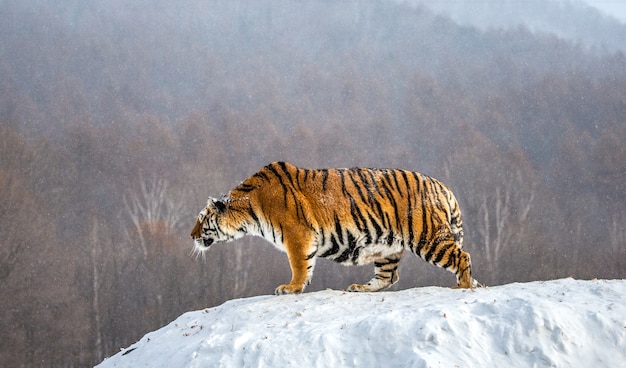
<box><xmin>191</xmin><ymin>162</ymin><xmax>478</xmax><ymax>295</ymax></box>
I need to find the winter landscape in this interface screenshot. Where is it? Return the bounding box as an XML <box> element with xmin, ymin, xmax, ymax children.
<box><xmin>99</xmin><ymin>279</ymin><xmax>626</xmax><ymax>367</ymax></box>
<box><xmin>2</xmin><ymin>1</ymin><xmax>626</xmax><ymax>366</ymax></box>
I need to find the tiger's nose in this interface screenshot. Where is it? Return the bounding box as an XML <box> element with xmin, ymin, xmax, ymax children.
<box><xmin>203</xmin><ymin>238</ymin><xmax>214</xmax><ymax>247</ymax></box>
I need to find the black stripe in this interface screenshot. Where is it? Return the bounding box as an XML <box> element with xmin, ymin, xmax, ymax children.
<box><xmin>428</xmin><ymin>176</ymin><xmax>449</xmax><ymax>216</ymax></box>
<box><xmin>248</xmin><ymin>207</ymin><xmax>263</xmax><ymax>236</ymax></box>
<box><xmin>348</xmin><ymin>231</ymin><xmax>359</xmax><ymax>262</ymax></box>
<box><xmin>351</xmin><ymin>248</ymin><xmax>361</xmax><ymax>264</ymax></box>
<box><xmin>336</xmin><ymin>231</ymin><xmax>358</xmax><ymax>263</ymax></box>
<box><xmin>424</xmin><ymin>241</ymin><xmax>439</xmax><ymax>262</ymax></box>
<box><xmin>294</xmin><ymin>197</ymin><xmax>306</xmax><ymax>222</ymax></box>
<box><xmin>270</xmin><ymin>219</ymin><xmax>277</xmax><ymax>243</ymax></box>
<box><xmin>380</xmin><ymin>173</ymin><xmax>403</xmax><ymax>236</ymax></box>
<box><xmin>389</xmin><ymin>170</ymin><xmax>404</xmax><ymax>197</ymax></box>
<box><xmin>442</xmin><ymin>248</ymin><xmax>458</xmax><ymax>269</ymax></box>
<box><xmin>321</xmin><ymin>169</ymin><xmax>329</xmax><ymax>191</ymax></box>
<box><xmin>367</xmin><ymin>212</ymin><xmax>384</xmax><ymax>242</ymax></box>
<box><xmin>236</xmin><ymin>183</ymin><xmax>256</xmax><ymax>192</ymax></box>
<box><xmin>348</xmin><ymin>170</ymin><xmax>370</xmax><ymax>205</ymax></box>
<box><xmin>253</xmin><ymin>171</ymin><xmax>270</xmax><ymax>181</ymax></box>
<box><xmin>433</xmin><ymin>243</ymin><xmax>452</xmax><ymax>265</ymax></box>
<box><xmin>320</xmin><ymin>235</ymin><xmax>340</xmax><ymax>258</ymax></box>
<box><xmin>294</xmin><ymin>167</ymin><xmax>303</xmax><ymax>191</ymax></box>
<box><xmin>350</xmin><ymin>197</ymin><xmax>371</xmax><ymax>242</ymax></box>
<box><xmin>334</xmin><ymin>214</ymin><xmax>344</xmax><ymax>244</ymax></box>
<box><xmin>339</xmin><ymin>170</ymin><xmax>349</xmax><ymax>196</ymax></box>
<box><xmin>384</xmin><ymin>212</ymin><xmax>394</xmax><ymax>233</ymax></box>
<box><xmin>380</xmin><ymin>170</ymin><xmax>393</xmax><ymax>192</ymax></box>
<box><xmin>270</xmin><ymin>220</ymin><xmax>278</xmax><ymax>244</ymax></box>
<box><xmin>278</xmin><ymin>161</ymin><xmax>297</xmax><ymax>188</ymax></box>
<box><xmin>372</xmin><ymin>199</ymin><xmax>386</xmax><ymax>228</ymax></box>
<box><xmin>367</xmin><ymin>170</ymin><xmax>381</xmax><ymax>196</ymax></box>
<box><xmin>418</xmin><ymin>175</ymin><xmax>430</xmax><ymax>253</ymax></box>
<box><xmin>380</xmin><ymin>172</ymin><xmax>396</xmax><ymax>198</ymax></box>
<box><xmin>356</xmin><ymin>169</ymin><xmax>377</xmax><ymax>203</ymax></box>
<box><xmin>402</xmin><ymin>171</ymin><xmax>415</xmax><ymax>245</ymax></box>
<box><xmin>303</xmin><ymin>169</ymin><xmax>310</xmax><ymax>183</ymax></box>
<box><xmin>265</xmin><ymin>163</ymin><xmax>290</xmax><ymax>206</ymax></box>
<box><xmin>275</xmin><ymin>163</ymin><xmax>301</xmax><ymax>211</ymax></box>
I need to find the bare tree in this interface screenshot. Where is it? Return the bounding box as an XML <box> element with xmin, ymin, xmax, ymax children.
<box><xmin>0</xmin><ymin>127</ymin><xmax>47</xmax><ymax>283</ymax></box>
<box><xmin>609</xmin><ymin>211</ymin><xmax>625</xmax><ymax>252</ymax></box>
<box><xmin>90</xmin><ymin>216</ymin><xmax>104</xmax><ymax>362</ymax></box>
<box><xmin>475</xmin><ymin>170</ymin><xmax>536</xmax><ymax>265</ymax></box>
<box><xmin>120</xmin><ymin>175</ymin><xmax>191</xmax><ymax>327</ymax></box>
<box><xmin>122</xmin><ymin>175</ymin><xmax>186</xmax><ymax>259</ymax></box>
<box><xmin>608</xmin><ymin>211</ymin><xmax>626</xmax><ymax>274</ymax></box>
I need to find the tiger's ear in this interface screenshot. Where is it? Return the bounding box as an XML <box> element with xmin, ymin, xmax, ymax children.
<box><xmin>207</xmin><ymin>197</ymin><xmax>227</xmax><ymax>213</ymax></box>
<box><xmin>214</xmin><ymin>200</ymin><xmax>227</xmax><ymax>213</ymax></box>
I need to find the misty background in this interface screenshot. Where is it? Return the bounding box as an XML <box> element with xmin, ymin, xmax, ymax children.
<box><xmin>1</xmin><ymin>0</ymin><xmax>625</xmax><ymax>366</ymax></box>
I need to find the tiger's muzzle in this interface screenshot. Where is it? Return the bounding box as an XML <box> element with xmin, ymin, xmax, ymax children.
<box><xmin>193</xmin><ymin>237</ymin><xmax>214</xmax><ymax>250</ymax></box>
<box><xmin>202</xmin><ymin>237</ymin><xmax>214</xmax><ymax>248</ymax></box>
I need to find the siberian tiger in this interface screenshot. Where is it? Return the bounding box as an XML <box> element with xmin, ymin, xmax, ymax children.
<box><xmin>191</xmin><ymin>161</ymin><xmax>478</xmax><ymax>295</ymax></box>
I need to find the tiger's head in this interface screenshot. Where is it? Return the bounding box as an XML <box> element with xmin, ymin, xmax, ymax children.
<box><xmin>191</xmin><ymin>197</ymin><xmax>246</xmax><ymax>253</ymax></box>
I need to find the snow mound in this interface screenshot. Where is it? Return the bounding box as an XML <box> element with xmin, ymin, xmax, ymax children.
<box><xmin>98</xmin><ymin>278</ymin><xmax>626</xmax><ymax>368</ymax></box>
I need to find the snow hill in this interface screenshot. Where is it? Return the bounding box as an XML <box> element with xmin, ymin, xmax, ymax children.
<box><xmin>98</xmin><ymin>278</ymin><xmax>626</xmax><ymax>368</ymax></box>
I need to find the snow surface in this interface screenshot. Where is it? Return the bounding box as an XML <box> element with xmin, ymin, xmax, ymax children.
<box><xmin>98</xmin><ymin>278</ymin><xmax>626</xmax><ymax>368</ymax></box>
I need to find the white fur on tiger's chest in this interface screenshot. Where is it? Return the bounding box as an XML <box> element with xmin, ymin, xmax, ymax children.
<box><xmin>248</xmin><ymin>223</ymin><xmax>287</xmax><ymax>253</ymax></box>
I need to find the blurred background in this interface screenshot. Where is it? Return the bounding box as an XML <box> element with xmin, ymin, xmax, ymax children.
<box><xmin>1</xmin><ymin>0</ymin><xmax>625</xmax><ymax>366</ymax></box>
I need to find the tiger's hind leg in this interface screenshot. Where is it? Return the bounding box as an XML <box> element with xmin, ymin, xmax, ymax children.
<box><xmin>450</xmin><ymin>249</ymin><xmax>473</xmax><ymax>289</ymax></box>
<box><xmin>414</xmin><ymin>227</ymin><xmax>475</xmax><ymax>289</ymax></box>
<box><xmin>347</xmin><ymin>250</ymin><xmax>404</xmax><ymax>292</ymax></box>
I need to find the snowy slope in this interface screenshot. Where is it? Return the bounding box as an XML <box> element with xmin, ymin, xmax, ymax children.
<box><xmin>98</xmin><ymin>278</ymin><xmax>626</xmax><ymax>368</ymax></box>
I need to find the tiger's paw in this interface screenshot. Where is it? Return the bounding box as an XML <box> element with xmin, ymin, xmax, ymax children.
<box><xmin>347</xmin><ymin>283</ymin><xmax>377</xmax><ymax>292</ymax></box>
<box><xmin>275</xmin><ymin>284</ymin><xmax>304</xmax><ymax>295</ymax></box>
<box><xmin>452</xmin><ymin>279</ymin><xmax>483</xmax><ymax>290</ymax></box>
<box><xmin>348</xmin><ymin>279</ymin><xmax>391</xmax><ymax>292</ymax></box>
<box><xmin>347</xmin><ymin>284</ymin><xmax>365</xmax><ymax>292</ymax></box>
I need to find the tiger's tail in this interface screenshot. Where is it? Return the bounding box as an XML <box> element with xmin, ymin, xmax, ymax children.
<box><xmin>448</xmin><ymin>192</ymin><xmax>464</xmax><ymax>249</ymax></box>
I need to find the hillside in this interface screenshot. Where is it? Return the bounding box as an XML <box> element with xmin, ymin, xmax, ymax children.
<box><xmin>2</xmin><ymin>1</ymin><xmax>626</xmax><ymax>366</ymax></box>
<box><xmin>404</xmin><ymin>0</ymin><xmax>626</xmax><ymax>53</ymax></box>
<box><xmin>97</xmin><ymin>279</ymin><xmax>626</xmax><ymax>367</ymax></box>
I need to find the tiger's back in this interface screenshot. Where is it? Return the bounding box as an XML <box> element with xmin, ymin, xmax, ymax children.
<box><xmin>192</xmin><ymin>161</ymin><xmax>475</xmax><ymax>294</ymax></box>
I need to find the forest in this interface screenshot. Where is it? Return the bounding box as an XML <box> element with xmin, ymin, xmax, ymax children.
<box><xmin>1</xmin><ymin>0</ymin><xmax>625</xmax><ymax>366</ymax></box>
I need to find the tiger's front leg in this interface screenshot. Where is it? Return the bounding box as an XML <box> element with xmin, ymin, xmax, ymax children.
<box><xmin>275</xmin><ymin>235</ymin><xmax>316</xmax><ymax>295</ymax></box>
<box><xmin>348</xmin><ymin>251</ymin><xmax>404</xmax><ymax>292</ymax></box>
<box><xmin>275</xmin><ymin>256</ymin><xmax>316</xmax><ymax>295</ymax></box>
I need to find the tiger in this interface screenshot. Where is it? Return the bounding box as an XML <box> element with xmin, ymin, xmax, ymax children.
<box><xmin>191</xmin><ymin>161</ymin><xmax>478</xmax><ymax>295</ymax></box>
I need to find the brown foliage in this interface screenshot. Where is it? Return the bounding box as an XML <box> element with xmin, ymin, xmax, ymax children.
<box><xmin>0</xmin><ymin>1</ymin><xmax>625</xmax><ymax>366</ymax></box>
